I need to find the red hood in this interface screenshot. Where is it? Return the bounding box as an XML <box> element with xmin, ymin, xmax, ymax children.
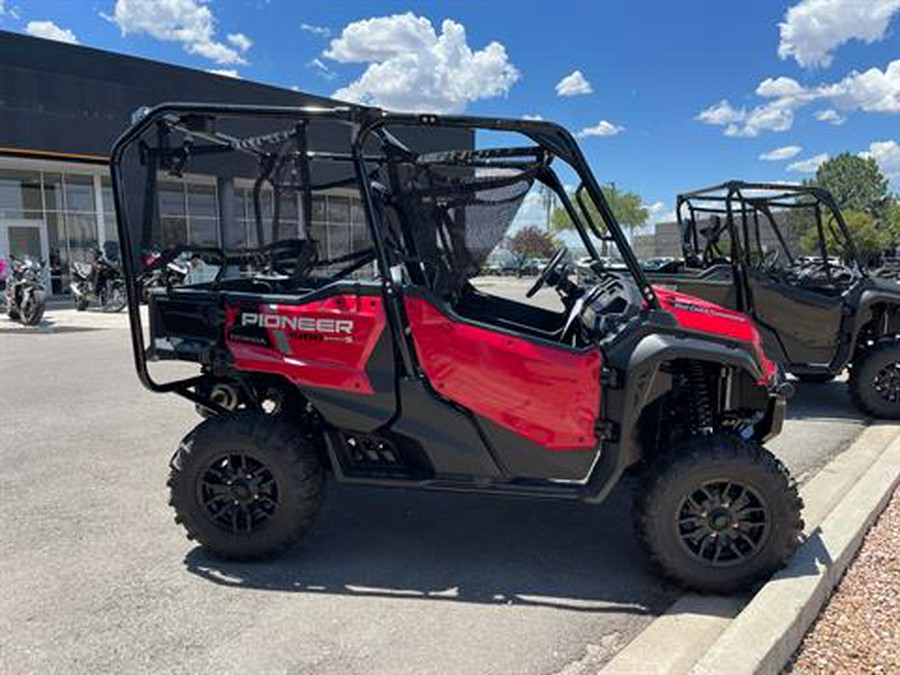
<box><xmin>653</xmin><ymin>285</ymin><xmax>776</xmax><ymax>383</ymax></box>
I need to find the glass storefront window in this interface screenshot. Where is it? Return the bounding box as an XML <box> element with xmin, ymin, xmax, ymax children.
<box><xmin>43</xmin><ymin>173</ymin><xmax>65</xmax><ymax>211</ymax></box>
<box><xmin>327</xmin><ymin>195</ymin><xmax>351</xmax><ymax>224</ymax></box>
<box><xmin>64</xmin><ymin>174</ymin><xmax>96</xmax><ymax>212</ymax></box>
<box><xmin>45</xmin><ymin>211</ymin><xmax>68</xmax><ymax>295</ymax></box>
<box><xmin>187</xmin><ymin>184</ymin><xmax>216</xmax><ymax>218</ymax></box>
<box><xmin>66</xmin><ymin>212</ymin><xmax>99</xmax><ymax>263</ymax></box>
<box><xmin>158</xmin><ymin>181</ymin><xmax>186</xmax><ymax>217</ymax></box>
<box><xmin>0</xmin><ymin>169</ymin><xmax>43</xmax><ymax>218</ymax></box>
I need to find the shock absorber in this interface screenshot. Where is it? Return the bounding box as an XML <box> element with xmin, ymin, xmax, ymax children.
<box><xmin>687</xmin><ymin>362</ymin><xmax>714</xmax><ymax>433</ymax></box>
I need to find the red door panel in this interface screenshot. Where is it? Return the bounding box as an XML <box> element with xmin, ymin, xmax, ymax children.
<box><xmin>404</xmin><ymin>296</ymin><xmax>601</xmax><ymax>450</ymax></box>
<box><xmin>225</xmin><ymin>295</ymin><xmax>386</xmax><ymax>394</ymax></box>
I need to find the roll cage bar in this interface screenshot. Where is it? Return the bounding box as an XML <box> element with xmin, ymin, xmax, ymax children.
<box><xmin>675</xmin><ymin>180</ymin><xmax>863</xmax><ymax>276</ymax></box>
<box><xmin>110</xmin><ymin>102</ymin><xmax>657</xmax><ymax>397</ymax></box>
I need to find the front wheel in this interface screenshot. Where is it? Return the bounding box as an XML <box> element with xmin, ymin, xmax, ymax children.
<box><xmin>101</xmin><ymin>282</ymin><xmax>126</xmax><ymax>312</ymax></box>
<box><xmin>848</xmin><ymin>338</ymin><xmax>900</xmax><ymax>418</ymax></box>
<box><xmin>168</xmin><ymin>413</ymin><xmax>324</xmax><ymax>560</ymax></box>
<box><xmin>19</xmin><ymin>291</ymin><xmax>45</xmax><ymax>326</ymax></box>
<box><xmin>635</xmin><ymin>435</ymin><xmax>803</xmax><ymax>593</ymax></box>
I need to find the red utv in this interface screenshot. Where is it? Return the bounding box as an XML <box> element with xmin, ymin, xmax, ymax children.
<box><xmin>110</xmin><ymin>105</ymin><xmax>801</xmax><ymax>592</ymax></box>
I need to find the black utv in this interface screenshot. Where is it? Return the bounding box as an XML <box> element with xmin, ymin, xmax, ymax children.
<box><xmin>647</xmin><ymin>181</ymin><xmax>900</xmax><ymax>418</ymax></box>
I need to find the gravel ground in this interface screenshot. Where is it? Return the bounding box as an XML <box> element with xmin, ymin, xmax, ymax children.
<box><xmin>788</xmin><ymin>487</ymin><xmax>900</xmax><ymax>674</ymax></box>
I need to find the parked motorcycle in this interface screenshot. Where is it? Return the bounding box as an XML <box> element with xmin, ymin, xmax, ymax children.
<box><xmin>140</xmin><ymin>249</ymin><xmax>189</xmax><ymax>302</ymax></box>
<box><xmin>70</xmin><ymin>248</ymin><xmax>126</xmax><ymax>312</ymax></box>
<box><xmin>5</xmin><ymin>255</ymin><xmax>47</xmax><ymax>326</ymax></box>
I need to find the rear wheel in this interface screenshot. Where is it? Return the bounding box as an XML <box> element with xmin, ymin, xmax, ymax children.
<box><xmin>635</xmin><ymin>435</ymin><xmax>803</xmax><ymax>593</ymax></box>
<box><xmin>168</xmin><ymin>412</ymin><xmax>324</xmax><ymax>560</ymax></box>
<box><xmin>848</xmin><ymin>338</ymin><xmax>900</xmax><ymax>418</ymax></box>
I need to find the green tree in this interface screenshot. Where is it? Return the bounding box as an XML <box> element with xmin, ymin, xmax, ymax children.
<box><xmin>507</xmin><ymin>226</ymin><xmax>556</xmax><ymax>267</ymax></box>
<box><xmin>809</xmin><ymin>153</ymin><xmax>890</xmax><ymax>217</ymax></box>
<box><xmin>887</xmin><ymin>200</ymin><xmax>900</xmax><ymax>242</ymax></box>
<box><xmin>551</xmin><ymin>183</ymin><xmax>648</xmax><ymax>238</ymax></box>
<box><xmin>800</xmin><ymin>210</ymin><xmax>890</xmax><ymax>264</ymax></box>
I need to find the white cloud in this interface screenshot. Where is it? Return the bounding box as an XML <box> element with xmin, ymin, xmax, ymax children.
<box><xmin>724</xmin><ymin>98</ymin><xmax>798</xmax><ymax>137</ymax></box>
<box><xmin>699</xmin><ymin>59</ymin><xmax>900</xmax><ymax>136</ymax></box>
<box><xmin>787</xmin><ymin>153</ymin><xmax>829</xmax><ymax>173</ymax></box>
<box><xmin>815</xmin><ymin>108</ymin><xmax>846</xmax><ymax>124</ymax></box>
<box><xmin>576</xmin><ymin>120</ymin><xmax>625</xmax><ymax>137</ymax></box>
<box><xmin>696</xmin><ymin>99</ymin><xmax>746</xmax><ymax>125</ymax></box>
<box><xmin>760</xmin><ymin>145</ymin><xmax>803</xmax><ymax>161</ymax></box>
<box><xmin>326</xmin><ymin>13</ymin><xmax>519</xmax><ymax>113</ymax></box>
<box><xmin>300</xmin><ymin>22</ymin><xmax>331</xmax><ymax>38</ymax></box>
<box><xmin>522</xmin><ymin>113</ymin><xmax>544</xmax><ymax>120</ymax></box>
<box><xmin>756</xmin><ymin>76</ymin><xmax>805</xmax><ymax>98</ymax></box>
<box><xmin>0</xmin><ymin>1</ymin><xmax>5</xmax><ymax>16</ymax></box>
<box><xmin>307</xmin><ymin>57</ymin><xmax>336</xmax><ymax>80</ymax></box>
<box><xmin>645</xmin><ymin>201</ymin><xmax>666</xmax><ymax>213</ymax></box>
<box><xmin>861</xmin><ymin>140</ymin><xmax>900</xmax><ymax>184</ymax></box>
<box><xmin>205</xmin><ymin>68</ymin><xmax>241</xmax><ymax>79</ymax></box>
<box><xmin>555</xmin><ymin>70</ymin><xmax>593</xmax><ymax>97</ymax></box>
<box><xmin>108</xmin><ymin>0</ymin><xmax>246</xmax><ymax>65</ymax></box>
<box><xmin>820</xmin><ymin>60</ymin><xmax>900</xmax><ymax>113</ymax></box>
<box><xmin>25</xmin><ymin>20</ymin><xmax>78</xmax><ymax>44</ymax></box>
<box><xmin>226</xmin><ymin>32</ymin><xmax>252</xmax><ymax>52</ymax></box>
<box><xmin>778</xmin><ymin>0</ymin><xmax>900</xmax><ymax>68</ymax></box>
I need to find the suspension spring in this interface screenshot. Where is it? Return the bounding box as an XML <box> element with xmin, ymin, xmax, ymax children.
<box><xmin>687</xmin><ymin>362</ymin><xmax>714</xmax><ymax>433</ymax></box>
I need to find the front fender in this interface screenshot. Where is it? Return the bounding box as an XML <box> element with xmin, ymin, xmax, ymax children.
<box><xmin>583</xmin><ymin>334</ymin><xmax>768</xmax><ymax>504</ymax></box>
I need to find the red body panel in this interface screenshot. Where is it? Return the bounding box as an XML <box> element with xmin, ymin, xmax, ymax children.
<box><xmin>404</xmin><ymin>296</ymin><xmax>601</xmax><ymax>450</ymax></box>
<box><xmin>225</xmin><ymin>295</ymin><xmax>386</xmax><ymax>394</ymax></box>
<box><xmin>654</xmin><ymin>286</ymin><xmax>776</xmax><ymax>382</ymax></box>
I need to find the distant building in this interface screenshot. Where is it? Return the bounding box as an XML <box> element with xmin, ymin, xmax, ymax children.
<box><xmin>0</xmin><ymin>31</ymin><xmax>465</xmax><ymax>295</ymax></box>
<box><xmin>633</xmin><ymin>213</ymin><xmax>803</xmax><ymax>261</ymax></box>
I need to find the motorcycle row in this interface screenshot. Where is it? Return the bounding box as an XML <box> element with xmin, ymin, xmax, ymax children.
<box><xmin>1</xmin><ymin>247</ymin><xmax>189</xmax><ymax>327</ymax></box>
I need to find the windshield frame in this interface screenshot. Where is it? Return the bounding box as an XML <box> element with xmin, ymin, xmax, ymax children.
<box><xmin>676</xmin><ymin>181</ymin><xmax>865</xmax><ymax>278</ymax></box>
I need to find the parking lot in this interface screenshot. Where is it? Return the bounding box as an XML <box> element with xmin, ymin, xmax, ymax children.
<box><xmin>0</xmin><ymin>297</ymin><xmax>867</xmax><ymax>675</ymax></box>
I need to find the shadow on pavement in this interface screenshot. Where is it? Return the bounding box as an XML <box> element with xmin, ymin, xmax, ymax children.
<box><xmin>784</xmin><ymin>379</ymin><xmax>865</xmax><ymax>423</ymax></box>
<box><xmin>185</xmin><ymin>484</ymin><xmax>683</xmax><ymax>615</ymax></box>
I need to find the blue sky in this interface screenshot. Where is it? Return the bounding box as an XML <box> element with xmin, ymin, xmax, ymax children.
<box><xmin>2</xmin><ymin>0</ymin><xmax>899</xmax><ymax>223</ymax></box>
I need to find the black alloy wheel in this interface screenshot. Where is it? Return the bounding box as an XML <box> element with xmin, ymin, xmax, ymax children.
<box><xmin>849</xmin><ymin>338</ymin><xmax>900</xmax><ymax>418</ymax></box>
<box><xmin>675</xmin><ymin>479</ymin><xmax>770</xmax><ymax>567</ymax></box>
<box><xmin>635</xmin><ymin>434</ymin><xmax>803</xmax><ymax>593</ymax></box>
<box><xmin>169</xmin><ymin>412</ymin><xmax>324</xmax><ymax>560</ymax></box>
<box><xmin>197</xmin><ymin>453</ymin><xmax>279</xmax><ymax>535</ymax></box>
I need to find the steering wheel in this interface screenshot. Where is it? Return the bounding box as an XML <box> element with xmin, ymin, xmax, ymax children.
<box><xmin>526</xmin><ymin>248</ymin><xmax>567</xmax><ymax>298</ymax></box>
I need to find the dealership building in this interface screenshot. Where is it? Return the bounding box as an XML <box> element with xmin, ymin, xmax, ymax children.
<box><xmin>0</xmin><ymin>31</ymin><xmax>462</xmax><ymax>295</ymax></box>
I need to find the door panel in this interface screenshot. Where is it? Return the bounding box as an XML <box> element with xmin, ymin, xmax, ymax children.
<box><xmin>404</xmin><ymin>295</ymin><xmax>601</xmax><ymax>451</ymax></box>
<box><xmin>746</xmin><ymin>272</ymin><xmax>843</xmax><ymax>366</ymax></box>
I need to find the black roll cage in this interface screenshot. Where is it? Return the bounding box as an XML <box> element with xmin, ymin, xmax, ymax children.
<box><xmin>675</xmin><ymin>180</ymin><xmax>864</xmax><ymax>279</ymax></box>
<box><xmin>110</xmin><ymin>102</ymin><xmax>657</xmax><ymax>397</ymax></box>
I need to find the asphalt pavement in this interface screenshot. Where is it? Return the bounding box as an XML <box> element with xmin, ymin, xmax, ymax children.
<box><xmin>0</xmin><ymin>296</ymin><xmax>866</xmax><ymax>675</ymax></box>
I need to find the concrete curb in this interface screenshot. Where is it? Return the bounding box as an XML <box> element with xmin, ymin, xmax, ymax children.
<box><xmin>690</xmin><ymin>434</ymin><xmax>900</xmax><ymax>675</ymax></box>
<box><xmin>599</xmin><ymin>424</ymin><xmax>900</xmax><ymax>675</ymax></box>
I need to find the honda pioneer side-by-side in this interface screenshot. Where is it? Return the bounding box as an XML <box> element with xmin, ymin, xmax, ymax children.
<box><xmin>647</xmin><ymin>181</ymin><xmax>900</xmax><ymax>418</ymax></box>
<box><xmin>111</xmin><ymin>105</ymin><xmax>801</xmax><ymax>592</ymax></box>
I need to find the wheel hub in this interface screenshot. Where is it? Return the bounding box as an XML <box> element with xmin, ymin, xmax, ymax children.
<box><xmin>872</xmin><ymin>363</ymin><xmax>900</xmax><ymax>403</ymax></box>
<box><xmin>676</xmin><ymin>480</ymin><xmax>770</xmax><ymax>567</ymax></box>
<box><xmin>198</xmin><ymin>453</ymin><xmax>279</xmax><ymax>534</ymax></box>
